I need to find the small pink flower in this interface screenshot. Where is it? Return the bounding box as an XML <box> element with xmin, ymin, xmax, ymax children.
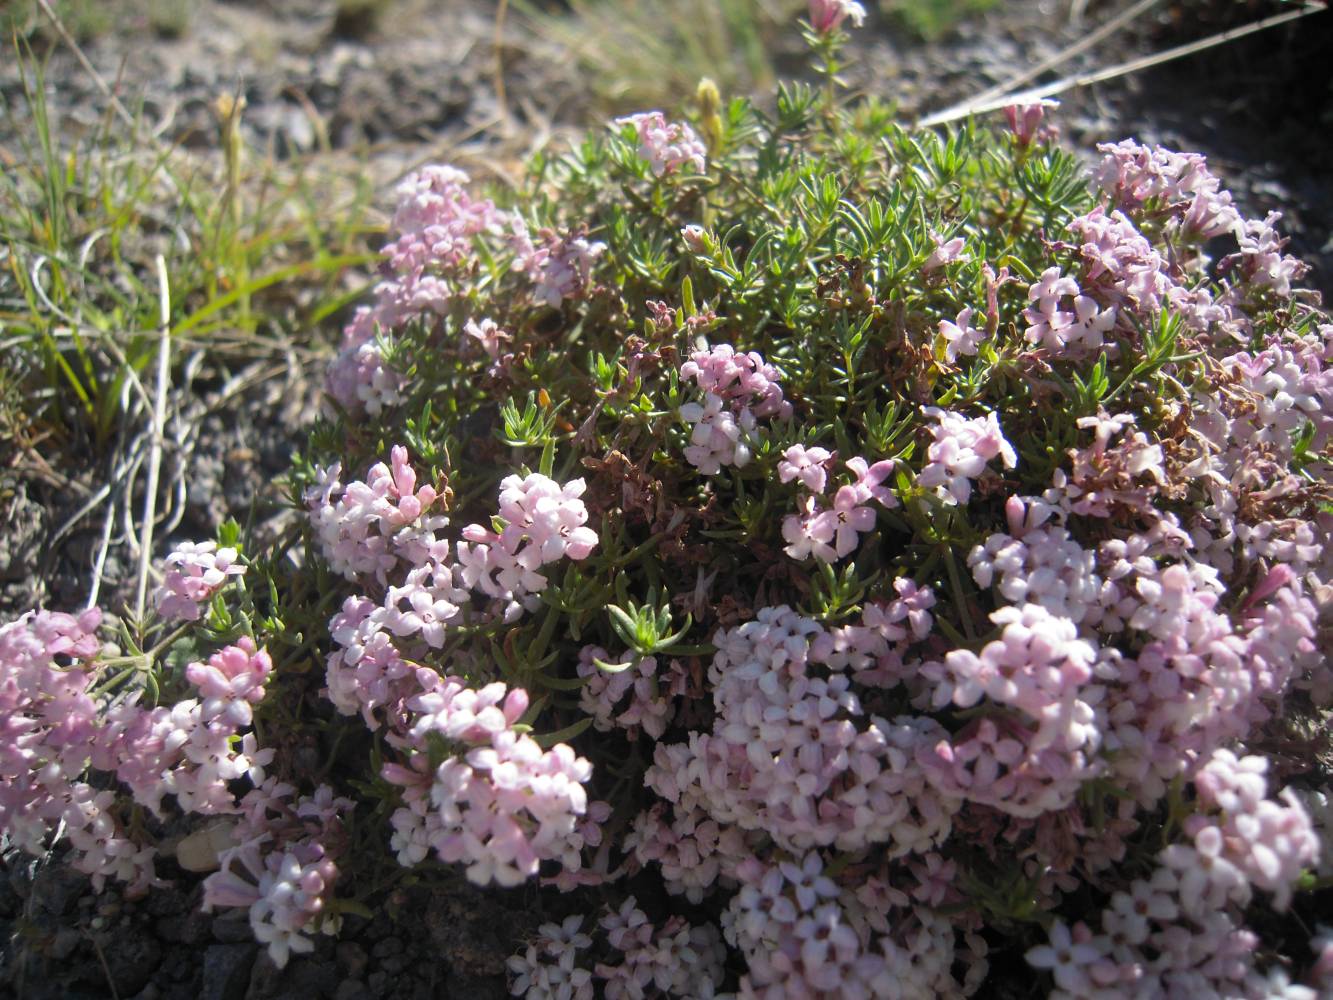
<box><xmin>808</xmin><ymin>0</ymin><xmax>866</xmax><ymax>33</ymax></box>
<box><xmin>939</xmin><ymin>306</ymin><xmax>986</xmax><ymax>362</ymax></box>
<box><xmin>778</xmin><ymin>444</ymin><xmax>832</xmax><ymax>492</ymax></box>
<box><xmin>615</xmin><ymin>111</ymin><xmax>707</xmax><ymax>177</ymax></box>
<box><xmin>923</xmin><ymin>231</ymin><xmax>967</xmax><ymax>272</ymax></box>
<box><xmin>1004</xmin><ymin>100</ymin><xmax>1058</xmax><ymax>148</ymax></box>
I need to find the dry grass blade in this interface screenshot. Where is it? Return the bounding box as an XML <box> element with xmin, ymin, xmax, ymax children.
<box><xmin>917</xmin><ymin>0</ymin><xmax>1329</xmax><ymax>128</ymax></box>
<box><xmin>33</xmin><ymin>0</ymin><xmax>137</xmax><ymax>132</ymax></box>
<box><xmin>961</xmin><ymin>0</ymin><xmax>1163</xmax><ymax>111</ymax></box>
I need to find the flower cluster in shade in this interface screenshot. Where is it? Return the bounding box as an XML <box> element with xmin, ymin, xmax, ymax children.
<box><xmin>678</xmin><ymin>342</ymin><xmax>792</xmax><ymax>474</ymax></box>
<box><xmin>308</xmin><ymin>448</ymin><xmax>601</xmax><ymax>890</ymax></box>
<box><xmin>507</xmin><ymin>898</ymin><xmax>726</xmax><ymax>1000</ymax></box>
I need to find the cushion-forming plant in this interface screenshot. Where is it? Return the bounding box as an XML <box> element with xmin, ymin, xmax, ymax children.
<box><xmin>3</xmin><ymin>5</ymin><xmax>1332</xmax><ymax>996</ymax></box>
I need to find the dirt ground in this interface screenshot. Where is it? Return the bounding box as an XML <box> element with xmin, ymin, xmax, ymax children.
<box><xmin>0</xmin><ymin>1</ymin><xmax>1330</xmax><ymax>997</ymax></box>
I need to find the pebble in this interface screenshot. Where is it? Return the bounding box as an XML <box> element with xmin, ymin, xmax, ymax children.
<box><xmin>336</xmin><ymin>941</ymin><xmax>369</xmax><ymax>980</ymax></box>
<box><xmin>201</xmin><ymin>942</ymin><xmax>256</xmax><ymax>1000</ymax></box>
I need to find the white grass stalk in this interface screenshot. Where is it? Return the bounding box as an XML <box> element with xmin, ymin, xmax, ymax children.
<box><xmin>135</xmin><ymin>256</ymin><xmax>172</xmax><ymax>622</ymax></box>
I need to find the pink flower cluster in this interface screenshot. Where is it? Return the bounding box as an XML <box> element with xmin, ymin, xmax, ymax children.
<box><xmin>642</xmin><ymin>603</ymin><xmax>958</xmax><ymax>878</ymax></box>
<box><xmin>305</xmin><ymin>444</ymin><xmax>447</xmax><ymax>583</ymax></box>
<box><xmin>203</xmin><ymin>782</ymin><xmax>353</xmax><ymax>967</ymax></box>
<box><xmin>1222</xmin><ymin>210</ymin><xmax>1310</xmax><ymax>299</ymax></box>
<box><xmin>305</xmin><ymin>447</ymin><xmax>600</xmax><ymax>890</ymax></box>
<box><xmin>1023</xmin><ymin>265</ymin><xmax>1116</xmax><ymax>354</ymax></box>
<box><xmin>576</xmin><ymin>646</ymin><xmax>687</xmax><ymax>740</ymax></box>
<box><xmin>615</xmin><ymin>111</ymin><xmax>707</xmax><ymax>177</ymax></box>
<box><xmin>328</xmin><ymin>165</ymin><xmax>503</xmax><ymax>415</ymax></box>
<box><xmin>0</xmin><ymin>607</ymin><xmax>287</xmax><ymax>898</ymax></box>
<box><xmin>384</xmin><ymin>677</ymin><xmax>594</xmax><ymax>888</ymax></box>
<box><xmin>0</xmin><ymin>608</ymin><xmax>144</xmax><ymax>887</ymax></box>
<box><xmin>678</xmin><ymin>343</ymin><xmax>792</xmax><ymax>474</ymax></box>
<box><xmin>919</xmin><ymin>603</ymin><xmax>1101</xmax><ymax>818</ymax></box>
<box><xmin>780</xmin><ymin>451</ymin><xmax>896</xmax><ymax>562</ymax></box>
<box><xmin>506</xmin><ymin>900</ymin><xmax>726</xmax><ymax>1000</ymax></box>
<box><xmin>1094</xmin><ymin>138</ymin><xmax>1240</xmax><ymax>239</ymax></box>
<box><xmin>510</xmin><ymin>217</ymin><xmax>607</xmax><ymax>308</ymax></box>
<box><xmin>1026</xmin><ymin>748</ymin><xmax>1320</xmax><ymax>998</ymax></box>
<box><xmin>185</xmin><ymin>635</ymin><xmax>272</xmax><ymax>728</ymax></box>
<box><xmin>916</xmin><ymin>406</ymin><xmax>1017</xmax><ymax>505</ymax></box>
<box><xmin>721</xmin><ymin>852</ymin><xmax>987</xmax><ymax>997</ymax></box>
<box><xmin>322</xmin><ymin>460</ymin><xmax>599</xmax><ymax>729</ymax></box>
<box><xmin>153</xmin><ymin>540</ymin><xmax>246</xmax><ymax>621</ymax></box>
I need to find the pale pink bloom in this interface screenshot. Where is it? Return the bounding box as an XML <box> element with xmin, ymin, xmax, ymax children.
<box><xmin>829</xmin><ymin>485</ymin><xmax>876</xmax><ymax>558</ymax></box>
<box><xmin>939</xmin><ymin>306</ymin><xmax>986</xmax><ymax>362</ymax></box>
<box><xmin>782</xmin><ymin>496</ymin><xmax>838</xmax><ymax>562</ymax></box>
<box><xmin>154</xmin><ymin>541</ymin><xmax>245</xmax><ymax>622</ymax></box>
<box><xmin>923</xmin><ymin>231</ymin><xmax>967</xmax><ymax>271</ymax></box>
<box><xmin>616</xmin><ymin>111</ymin><xmax>707</xmax><ymax>177</ymax></box>
<box><xmin>185</xmin><ymin>637</ymin><xmax>272</xmax><ymax>728</ymax></box>
<box><xmin>777</xmin><ymin>444</ymin><xmax>832</xmax><ymax>492</ymax></box>
<box><xmin>464</xmin><ymin>317</ymin><xmax>509</xmax><ymax>359</ymax></box>
<box><xmin>1026</xmin><ymin>921</ymin><xmax>1105</xmax><ymax>994</ymax></box>
<box><xmin>844</xmin><ymin>456</ymin><xmax>897</xmax><ymax>506</ymax></box>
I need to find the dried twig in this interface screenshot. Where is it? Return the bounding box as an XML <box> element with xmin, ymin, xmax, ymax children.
<box><xmin>918</xmin><ymin>1</ymin><xmax>1328</xmax><ymax>128</ymax></box>
<box><xmin>964</xmin><ymin>0</ymin><xmax>1163</xmax><ymax>112</ymax></box>
<box><xmin>33</xmin><ymin>0</ymin><xmax>138</xmax><ymax>131</ymax></box>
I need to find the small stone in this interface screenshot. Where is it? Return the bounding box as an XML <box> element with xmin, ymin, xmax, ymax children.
<box><xmin>28</xmin><ymin>865</ymin><xmax>86</xmax><ymax>915</ymax></box>
<box><xmin>103</xmin><ymin>931</ymin><xmax>162</xmax><ymax>996</ymax></box>
<box><xmin>174</xmin><ymin>822</ymin><xmax>237</xmax><ymax>873</ymax></box>
<box><xmin>202</xmin><ymin>943</ymin><xmax>256</xmax><ymax>1000</ymax></box>
<box><xmin>334</xmin><ymin>981</ymin><xmax>371</xmax><ymax>1000</ymax></box>
<box><xmin>371</xmin><ymin>936</ymin><xmax>402</xmax><ymax>959</ymax></box>
<box><xmin>50</xmin><ymin>926</ymin><xmax>82</xmax><ymax>960</ymax></box>
<box><xmin>212</xmin><ymin>910</ymin><xmax>254</xmax><ymax>943</ymax></box>
<box><xmin>336</xmin><ymin>941</ymin><xmax>368</xmax><ymax>979</ymax></box>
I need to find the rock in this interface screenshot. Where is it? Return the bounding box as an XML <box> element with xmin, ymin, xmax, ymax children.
<box><xmin>202</xmin><ymin>943</ymin><xmax>257</xmax><ymax>1000</ymax></box>
<box><xmin>336</xmin><ymin>941</ymin><xmax>368</xmax><ymax>980</ymax></box>
<box><xmin>370</xmin><ymin>936</ymin><xmax>402</xmax><ymax>959</ymax></box>
<box><xmin>366</xmin><ymin>970</ymin><xmax>389</xmax><ymax>998</ymax></box>
<box><xmin>280</xmin><ymin>953</ymin><xmax>340</xmax><ymax>997</ymax></box>
<box><xmin>213</xmin><ymin>910</ymin><xmax>254</xmax><ymax>943</ymax></box>
<box><xmin>334</xmin><ymin>981</ymin><xmax>371</xmax><ymax>1000</ymax></box>
<box><xmin>50</xmin><ymin>926</ymin><xmax>82</xmax><ymax>960</ymax></box>
<box><xmin>27</xmin><ymin>865</ymin><xmax>87</xmax><ymax>916</ymax></box>
<box><xmin>174</xmin><ymin>822</ymin><xmax>238</xmax><ymax>873</ymax></box>
<box><xmin>156</xmin><ymin>907</ymin><xmax>212</xmax><ymax>945</ymax></box>
<box><xmin>101</xmin><ymin>929</ymin><xmax>162</xmax><ymax>996</ymax></box>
